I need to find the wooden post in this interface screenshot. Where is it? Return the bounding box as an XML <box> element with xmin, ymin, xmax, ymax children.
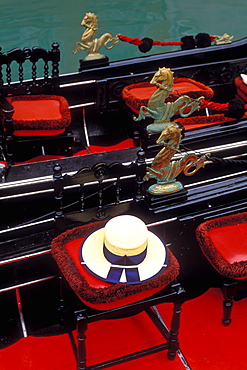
<box><xmin>135</xmin><ymin>149</ymin><xmax>146</xmax><ymax>201</ymax></box>
<box><xmin>76</xmin><ymin>311</ymin><xmax>88</xmax><ymax>370</ymax></box>
<box><xmin>53</xmin><ymin>163</ymin><xmax>65</xmax><ymax>232</ymax></box>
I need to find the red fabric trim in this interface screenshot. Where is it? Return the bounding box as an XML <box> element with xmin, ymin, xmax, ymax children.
<box><xmin>174</xmin><ymin>114</ymin><xmax>234</xmax><ymax>130</ymax></box>
<box><xmin>6</xmin><ymin>95</ymin><xmax>71</xmax><ymax>130</ymax></box>
<box><xmin>234</xmin><ymin>78</ymin><xmax>247</xmax><ymax>108</ymax></box>
<box><xmin>13</xmin><ymin>129</ymin><xmax>66</xmax><ymax>137</ymax></box>
<box><xmin>51</xmin><ymin>221</ymin><xmax>179</xmax><ymax>310</ymax></box>
<box><xmin>73</xmin><ymin>149</ymin><xmax>90</xmax><ymax>157</ymax></box>
<box><xmin>235</xmin><ymin>76</ymin><xmax>247</xmax><ymax>99</ymax></box>
<box><xmin>73</xmin><ymin>139</ymin><xmax>135</xmax><ymax>157</ymax></box>
<box><xmin>15</xmin><ymin>155</ymin><xmax>65</xmax><ymax>165</ymax></box>
<box><xmin>122</xmin><ymin>78</ymin><xmax>214</xmax><ymax>113</ymax></box>
<box><xmin>89</xmin><ymin>139</ymin><xmax>135</xmax><ymax>153</ymax></box>
<box><xmin>236</xmin><ymin>90</ymin><xmax>247</xmax><ymax>103</ymax></box>
<box><xmin>196</xmin><ymin>213</ymin><xmax>247</xmax><ymax>279</ymax></box>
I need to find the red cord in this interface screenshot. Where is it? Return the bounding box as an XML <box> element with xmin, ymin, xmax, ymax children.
<box><xmin>201</xmin><ymin>100</ymin><xmax>229</xmax><ymax>111</ymax></box>
<box><xmin>118</xmin><ymin>35</ymin><xmax>143</xmax><ymax>45</ymax></box>
<box><xmin>118</xmin><ymin>35</ymin><xmax>182</xmax><ymax>46</ymax></box>
<box><xmin>202</xmin><ymin>100</ymin><xmax>247</xmax><ymax>111</ymax></box>
<box><xmin>119</xmin><ymin>34</ymin><xmax>216</xmax><ymax>47</ymax></box>
<box><xmin>153</xmin><ymin>40</ymin><xmax>182</xmax><ymax>46</ymax></box>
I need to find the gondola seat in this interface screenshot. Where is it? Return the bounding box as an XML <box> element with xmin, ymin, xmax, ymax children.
<box><xmin>122</xmin><ymin>78</ymin><xmax>214</xmax><ymax>114</ymax></box>
<box><xmin>196</xmin><ymin>212</ymin><xmax>247</xmax><ymax>326</ymax></box>
<box><xmin>5</xmin><ymin>94</ymin><xmax>71</xmax><ymax>137</ymax></box>
<box><xmin>0</xmin><ymin>43</ymin><xmax>74</xmax><ymax>162</ymax></box>
<box><xmin>51</xmin><ymin>217</ymin><xmax>184</xmax><ymax>370</ymax></box>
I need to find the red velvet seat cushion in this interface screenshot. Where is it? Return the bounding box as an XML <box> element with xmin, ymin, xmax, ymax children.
<box><xmin>196</xmin><ymin>213</ymin><xmax>247</xmax><ymax>279</ymax></box>
<box><xmin>122</xmin><ymin>78</ymin><xmax>214</xmax><ymax>114</ymax></box>
<box><xmin>6</xmin><ymin>95</ymin><xmax>71</xmax><ymax>136</ymax></box>
<box><xmin>51</xmin><ymin>221</ymin><xmax>180</xmax><ymax>310</ymax></box>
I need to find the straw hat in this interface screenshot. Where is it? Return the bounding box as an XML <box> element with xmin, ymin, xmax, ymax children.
<box><xmin>81</xmin><ymin>215</ymin><xmax>168</xmax><ymax>284</ymax></box>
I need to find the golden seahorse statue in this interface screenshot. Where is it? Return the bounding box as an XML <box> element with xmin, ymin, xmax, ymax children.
<box><xmin>145</xmin><ymin>124</ymin><xmax>209</xmax><ymax>195</ymax></box>
<box><xmin>214</xmin><ymin>33</ymin><xmax>234</xmax><ymax>45</ymax></box>
<box><xmin>135</xmin><ymin>67</ymin><xmax>204</xmax><ymax>133</ymax></box>
<box><xmin>72</xmin><ymin>12</ymin><xmax>119</xmax><ymax>60</ymax></box>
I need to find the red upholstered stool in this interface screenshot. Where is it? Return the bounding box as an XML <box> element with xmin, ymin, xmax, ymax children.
<box><xmin>196</xmin><ymin>212</ymin><xmax>247</xmax><ymax>325</ymax></box>
<box><xmin>6</xmin><ymin>95</ymin><xmax>71</xmax><ymax>136</ymax></box>
<box><xmin>51</xmin><ymin>217</ymin><xmax>183</xmax><ymax>369</ymax></box>
<box><xmin>122</xmin><ymin>78</ymin><xmax>214</xmax><ymax>114</ymax></box>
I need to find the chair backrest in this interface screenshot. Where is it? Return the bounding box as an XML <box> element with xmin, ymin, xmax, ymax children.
<box><xmin>0</xmin><ymin>42</ymin><xmax>60</xmax><ymax>96</ymax></box>
<box><xmin>53</xmin><ymin>148</ymin><xmax>146</xmax><ymax>232</ymax></box>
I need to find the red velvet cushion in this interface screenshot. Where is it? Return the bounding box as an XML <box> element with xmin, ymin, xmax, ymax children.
<box><xmin>122</xmin><ymin>78</ymin><xmax>214</xmax><ymax>114</ymax></box>
<box><xmin>196</xmin><ymin>213</ymin><xmax>247</xmax><ymax>279</ymax></box>
<box><xmin>51</xmin><ymin>221</ymin><xmax>180</xmax><ymax>310</ymax></box>
<box><xmin>208</xmin><ymin>224</ymin><xmax>247</xmax><ymax>263</ymax></box>
<box><xmin>6</xmin><ymin>95</ymin><xmax>71</xmax><ymax>133</ymax></box>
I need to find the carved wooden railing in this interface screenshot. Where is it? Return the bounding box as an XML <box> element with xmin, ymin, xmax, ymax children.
<box><xmin>53</xmin><ymin>149</ymin><xmax>146</xmax><ymax>232</ymax></box>
<box><xmin>0</xmin><ymin>42</ymin><xmax>60</xmax><ymax>94</ymax></box>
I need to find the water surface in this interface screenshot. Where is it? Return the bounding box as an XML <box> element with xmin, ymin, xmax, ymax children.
<box><xmin>1</xmin><ymin>0</ymin><xmax>247</xmax><ymax>75</ymax></box>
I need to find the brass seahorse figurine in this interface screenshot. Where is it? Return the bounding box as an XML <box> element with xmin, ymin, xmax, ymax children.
<box><xmin>145</xmin><ymin>124</ymin><xmax>209</xmax><ymax>195</ymax></box>
<box><xmin>135</xmin><ymin>67</ymin><xmax>204</xmax><ymax>133</ymax></box>
<box><xmin>73</xmin><ymin>12</ymin><xmax>119</xmax><ymax>60</ymax></box>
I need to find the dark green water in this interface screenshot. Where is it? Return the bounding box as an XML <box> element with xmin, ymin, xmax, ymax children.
<box><xmin>1</xmin><ymin>0</ymin><xmax>247</xmax><ymax>75</ymax></box>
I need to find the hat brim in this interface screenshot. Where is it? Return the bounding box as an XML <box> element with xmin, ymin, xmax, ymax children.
<box><xmin>80</xmin><ymin>228</ymin><xmax>168</xmax><ymax>284</ymax></box>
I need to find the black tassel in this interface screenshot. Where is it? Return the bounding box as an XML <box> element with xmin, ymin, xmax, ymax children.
<box><xmin>138</xmin><ymin>37</ymin><xmax>153</xmax><ymax>53</ymax></box>
<box><xmin>225</xmin><ymin>99</ymin><xmax>245</xmax><ymax>119</ymax></box>
<box><xmin>181</xmin><ymin>36</ymin><xmax>196</xmax><ymax>50</ymax></box>
<box><xmin>195</xmin><ymin>33</ymin><xmax>211</xmax><ymax>48</ymax></box>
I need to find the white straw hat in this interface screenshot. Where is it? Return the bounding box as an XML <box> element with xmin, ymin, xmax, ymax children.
<box><xmin>81</xmin><ymin>215</ymin><xmax>168</xmax><ymax>284</ymax></box>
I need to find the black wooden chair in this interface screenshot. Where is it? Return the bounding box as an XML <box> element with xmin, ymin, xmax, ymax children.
<box><xmin>51</xmin><ymin>150</ymin><xmax>185</xmax><ymax>369</ymax></box>
<box><xmin>0</xmin><ymin>42</ymin><xmax>74</xmax><ymax>163</ymax></box>
<box><xmin>51</xmin><ymin>218</ymin><xmax>184</xmax><ymax>370</ymax></box>
<box><xmin>196</xmin><ymin>212</ymin><xmax>247</xmax><ymax>326</ymax></box>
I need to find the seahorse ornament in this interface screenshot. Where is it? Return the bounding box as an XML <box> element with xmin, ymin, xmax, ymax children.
<box><xmin>145</xmin><ymin>124</ymin><xmax>209</xmax><ymax>195</ymax></box>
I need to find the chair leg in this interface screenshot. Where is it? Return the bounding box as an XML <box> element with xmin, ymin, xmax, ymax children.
<box><xmin>221</xmin><ymin>283</ymin><xmax>238</xmax><ymax>326</ymax></box>
<box><xmin>76</xmin><ymin>311</ymin><xmax>88</xmax><ymax>370</ymax></box>
<box><xmin>167</xmin><ymin>300</ymin><xmax>183</xmax><ymax>360</ymax></box>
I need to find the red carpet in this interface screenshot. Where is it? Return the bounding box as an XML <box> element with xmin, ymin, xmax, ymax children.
<box><xmin>0</xmin><ymin>288</ymin><xmax>246</xmax><ymax>369</ymax></box>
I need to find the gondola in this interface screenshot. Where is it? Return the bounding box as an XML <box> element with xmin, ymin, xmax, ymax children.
<box><xmin>0</xmin><ymin>21</ymin><xmax>247</xmax><ymax>369</ymax></box>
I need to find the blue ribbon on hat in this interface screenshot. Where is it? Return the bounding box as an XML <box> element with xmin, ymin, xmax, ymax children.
<box><xmin>103</xmin><ymin>244</ymin><xmax>147</xmax><ymax>283</ymax></box>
